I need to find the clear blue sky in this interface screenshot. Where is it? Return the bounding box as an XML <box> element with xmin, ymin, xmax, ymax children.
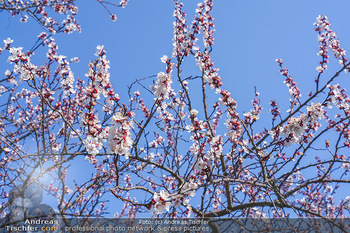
<box><xmin>2</xmin><ymin>0</ymin><xmax>350</xmax><ymax>110</ymax></box>
<box><xmin>1</xmin><ymin>0</ymin><xmax>350</xmax><ymax>216</ymax></box>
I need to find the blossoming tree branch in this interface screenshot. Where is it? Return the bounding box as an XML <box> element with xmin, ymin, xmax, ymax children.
<box><xmin>1</xmin><ymin>0</ymin><xmax>350</xmax><ymax>231</ymax></box>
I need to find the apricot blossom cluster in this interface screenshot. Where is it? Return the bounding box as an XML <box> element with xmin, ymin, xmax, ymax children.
<box><xmin>107</xmin><ymin>112</ymin><xmax>133</xmax><ymax>159</ymax></box>
<box><xmin>1</xmin><ymin>0</ymin><xmax>80</xmax><ymax>34</ymax></box>
<box><xmin>314</xmin><ymin>15</ymin><xmax>347</xmax><ymax>73</ymax></box>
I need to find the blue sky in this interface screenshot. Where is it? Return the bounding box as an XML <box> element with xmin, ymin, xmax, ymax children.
<box><xmin>2</xmin><ymin>0</ymin><xmax>350</xmax><ymax>109</ymax></box>
<box><xmin>1</xmin><ymin>0</ymin><xmax>350</xmax><ymax>217</ymax></box>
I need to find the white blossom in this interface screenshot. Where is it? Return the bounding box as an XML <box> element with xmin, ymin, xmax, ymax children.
<box><xmin>107</xmin><ymin>112</ymin><xmax>133</xmax><ymax>159</ymax></box>
<box><xmin>160</xmin><ymin>55</ymin><xmax>168</xmax><ymax>63</ymax></box>
<box><xmin>151</xmin><ymin>190</ymin><xmax>171</xmax><ymax>214</ymax></box>
<box><xmin>151</xmin><ymin>72</ymin><xmax>173</xmax><ymax>99</ymax></box>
